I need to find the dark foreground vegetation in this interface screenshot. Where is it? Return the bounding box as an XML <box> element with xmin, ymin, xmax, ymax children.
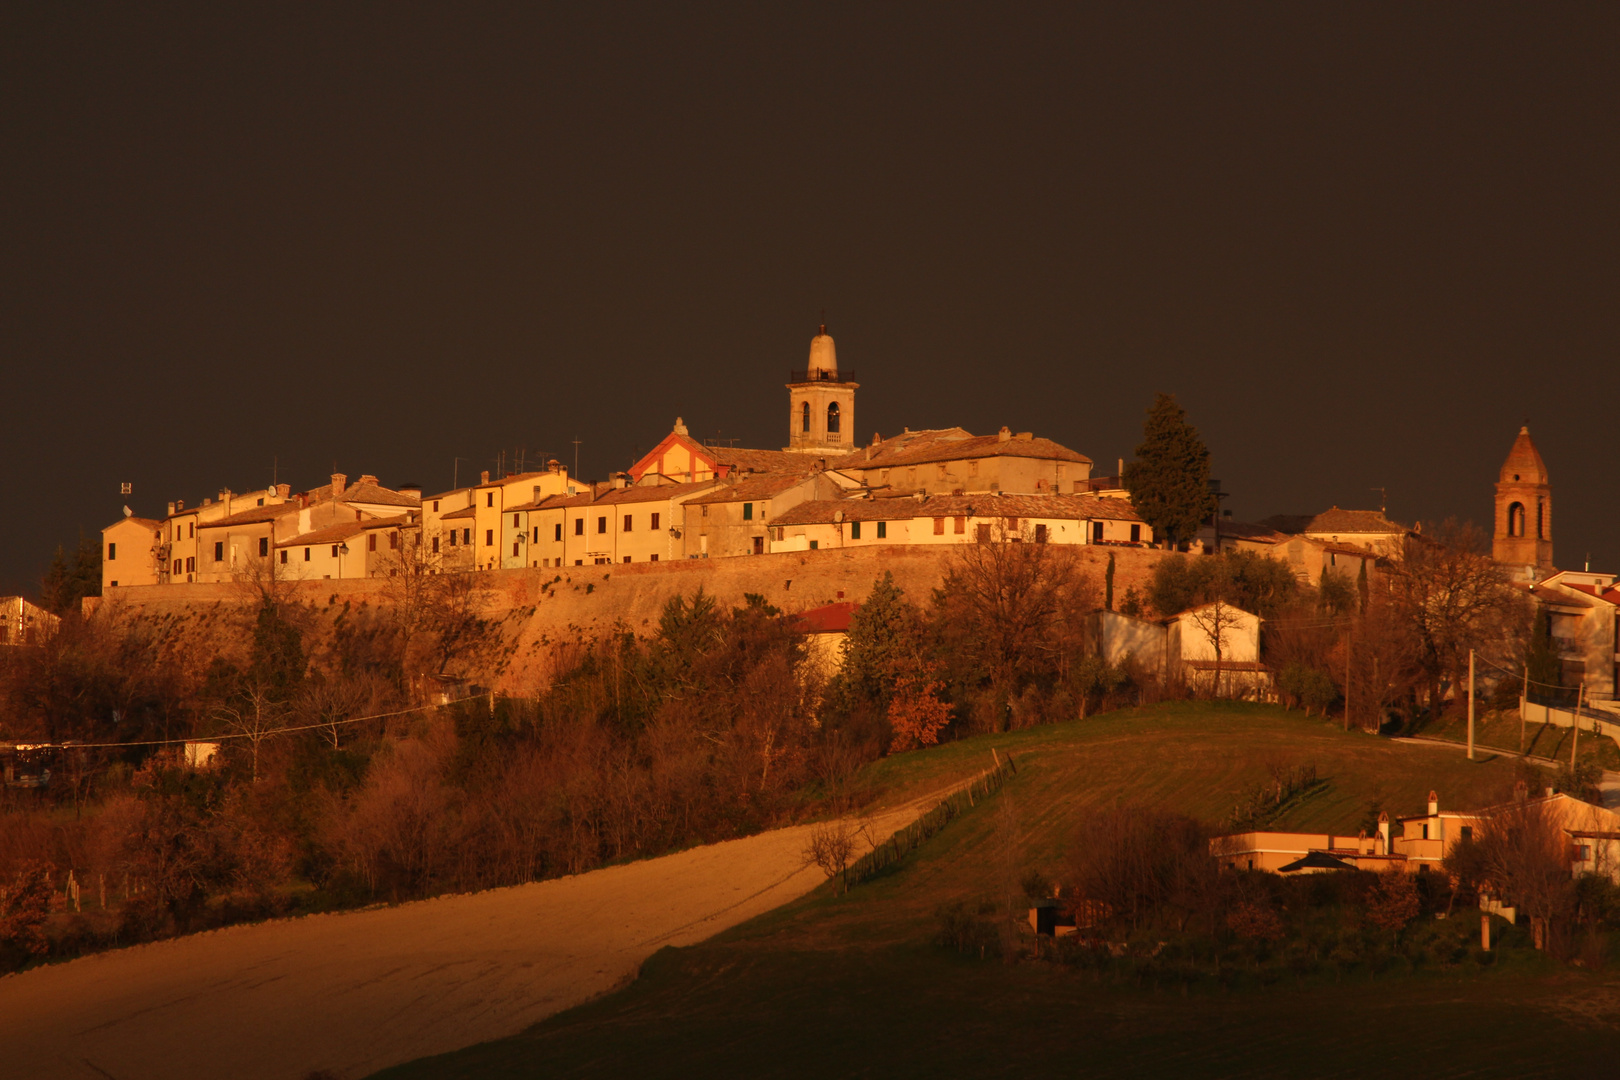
<box><xmin>375</xmin><ymin>704</ymin><xmax>1620</xmax><ymax>1080</ymax></box>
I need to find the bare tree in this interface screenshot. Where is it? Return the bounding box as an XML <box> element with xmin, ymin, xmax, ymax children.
<box><xmin>211</xmin><ymin>677</ymin><xmax>288</xmax><ymax>782</ymax></box>
<box><xmin>803</xmin><ymin>817</ymin><xmax>874</xmax><ymax>895</ymax></box>
<box><xmin>1386</xmin><ymin>521</ymin><xmax>1531</xmax><ymax>718</ymax></box>
<box><xmin>1185</xmin><ymin>597</ymin><xmax>1247</xmax><ymax>698</ymax></box>
<box><xmin>1474</xmin><ymin>797</ymin><xmax>1576</xmax><ymax>953</ymax></box>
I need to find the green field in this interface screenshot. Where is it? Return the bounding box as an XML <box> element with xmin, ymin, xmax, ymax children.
<box><xmin>374</xmin><ymin>703</ymin><xmax>1620</xmax><ymax>1079</ymax></box>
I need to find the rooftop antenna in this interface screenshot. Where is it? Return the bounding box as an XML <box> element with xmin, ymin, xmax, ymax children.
<box><xmin>453</xmin><ymin>456</ymin><xmax>468</xmax><ymax>489</ymax></box>
<box><xmin>573</xmin><ymin>437</ymin><xmax>582</xmax><ymax>481</ymax></box>
<box><xmin>1586</xmin><ymin>553</ymin><xmax>1592</xmax><ymax>572</ymax></box>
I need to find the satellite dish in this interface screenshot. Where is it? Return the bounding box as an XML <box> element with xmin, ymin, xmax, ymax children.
<box><xmin>122</xmin><ymin>505</ymin><xmax>133</xmax><ymax>518</ymax></box>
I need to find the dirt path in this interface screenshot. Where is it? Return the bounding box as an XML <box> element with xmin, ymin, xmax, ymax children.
<box><xmin>0</xmin><ymin>790</ymin><xmax>952</xmax><ymax>1080</ymax></box>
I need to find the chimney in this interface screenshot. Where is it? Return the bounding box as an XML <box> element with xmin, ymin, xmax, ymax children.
<box><xmin>398</xmin><ymin>482</ymin><xmax>422</xmax><ymax>500</ymax></box>
<box><xmin>1377</xmin><ymin>811</ymin><xmax>1391</xmax><ymax>855</ymax></box>
<box><xmin>358</xmin><ymin>474</ymin><xmax>378</xmax><ymax>486</ymax></box>
<box><xmin>998</xmin><ymin>426</ymin><xmax>1012</xmax><ymax>442</ymax></box>
<box><xmin>220</xmin><ymin>488</ymin><xmax>232</xmax><ymax>513</ymax></box>
<box><xmin>673</xmin><ymin>416</ymin><xmax>689</xmax><ymax>436</ymax></box>
<box><xmin>612</xmin><ymin>472</ymin><xmax>628</xmax><ymax>489</ymax></box>
<box><xmin>276</xmin><ymin>483</ymin><xmax>291</xmax><ymax>499</ymax></box>
<box><xmin>480</xmin><ymin>470</ymin><xmax>490</xmax><ymax>485</ymax></box>
<box><xmin>1017</xmin><ymin>431</ymin><xmax>1033</xmax><ymax>441</ymax></box>
<box><xmin>331</xmin><ymin>473</ymin><xmax>347</xmax><ymax>498</ymax></box>
<box><xmin>167</xmin><ymin>501</ymin><xmax>176</xmax><ymax>516</ymax></box>
<box><xmin>1428</xmin><ymin>790</ymin><xmax>1438</xmax><ymax>816</ymax></box>
<box><xmin>176</xmin><ymin>499</ymin><xmax>185</xmax><ymax>511</ymax></box>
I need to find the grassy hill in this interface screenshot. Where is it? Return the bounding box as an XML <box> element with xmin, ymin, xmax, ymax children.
<box><xmin>373</xmin><ymin>703</ymin><xmax>1620</xmax><ymax>1079</ymax></box>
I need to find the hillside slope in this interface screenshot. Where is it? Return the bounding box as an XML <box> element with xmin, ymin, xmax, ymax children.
<box><xmin>376</xmin><ymin>703</ymin><xmax>1620</xmax><ymax>1079</ymax></box>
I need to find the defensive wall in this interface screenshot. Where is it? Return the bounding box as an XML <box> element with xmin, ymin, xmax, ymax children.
<box><xmin>88</xmin><ymin>544</ymin><xmax>1168</xmax><ymax>693</ymax></box>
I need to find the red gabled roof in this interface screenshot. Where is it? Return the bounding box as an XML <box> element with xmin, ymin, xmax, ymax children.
<box><xmin>791</xmin><ymin>601</ymin><xmax>858</xmax><ymax>634</ymax></box>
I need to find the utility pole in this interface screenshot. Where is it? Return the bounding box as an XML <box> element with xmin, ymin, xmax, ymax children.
<box><xmin>573</xmin><ymin>437</ymin><xmax>582</xmax><ymax>482</ymax></box>
<box><xmin>1466</xmin><ymin>649</ymin><xmax>1475</xmax><ymax>761</ymax></box>
<box><xmin>1344</xmin><ymin>623</ymin><xmax>1353</xmax><ymax>732</ymax></box>
<box><xmin>1520</xmin><ymin>662</ymin><xmax>1528</xmax><ymax>754</ymax></box>
<box><xmin>1571</xmin><ymin>682</ymin><xmax>1585</xmax><ymax>769</ymax></box>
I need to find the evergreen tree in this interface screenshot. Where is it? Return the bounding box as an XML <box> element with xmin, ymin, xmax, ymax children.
<box><xmin>1121</xmin><ymin>393</ymin><xmax>1217</xmax><ymax>547</ymax></box>
<box><xmin>1104</xmin><ymin>552</ymin><xmax>1116</xmax><ymax>612</ymax></box>
<box><xmin>39</xmin><ymin>535</ymin><xmax>103</xmax><ymax>615</ymax></box>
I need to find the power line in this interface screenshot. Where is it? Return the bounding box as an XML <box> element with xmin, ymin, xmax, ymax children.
<box><xmin>15</xmin><ymin>699</ymin><xmax>460</xmax><ymax>751</ymax></box>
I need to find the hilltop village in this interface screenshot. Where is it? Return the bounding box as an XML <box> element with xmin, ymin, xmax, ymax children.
<box><xmin>90</xmin><ymin>326</ymin><xmax>1616</xmax><ymax>715</ymax></box>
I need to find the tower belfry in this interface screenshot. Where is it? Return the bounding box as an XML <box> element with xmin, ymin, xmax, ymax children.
<box><xmin>1493</xmin><ymin>425</ymin><xmax>1554</xmax><ymax>579</ymax></box>
<box><xmin>785</xmin><ymin>324</ymin><xmax>858</xmax><ymax>453</ymax></box>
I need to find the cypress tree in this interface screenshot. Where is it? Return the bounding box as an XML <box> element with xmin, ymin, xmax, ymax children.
<box><xmin>1104</xmin><ymin>552</ymin><xmax>1116</xmax><ymax>611</ymax></box>
<box><xmin>1121</xmin><ymin>392</ymin><xmax>1217</xmax><ymax>547</ymax></box>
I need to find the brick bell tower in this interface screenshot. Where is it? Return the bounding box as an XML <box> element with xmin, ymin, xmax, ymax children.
<box><xmin>1493</xmin><ymin>425</ymin><xmax>1554</xmax><ymax>580</ymax></box>
<box><xmin>786</xmin><ymin>324</ymin><xmax>858</xmax><ymax>453</ymax></box>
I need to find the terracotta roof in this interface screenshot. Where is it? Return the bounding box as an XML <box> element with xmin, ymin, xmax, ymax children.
<box><xmin>593</xmin><ymin>481</ymin><xmax>717</xmax><ymax>506</ymax></box>
<box><xmin>1216</xmin><ymin>521</ymin><xmax>1291</xmax><ymax>543</ymax></box>
<box><xmin>841</xmin><ymin>429</ymin><xmax>1091</xmax><ymax>470</ymax></box>
<box><xmin>1304</xmin><ymin>508</ymin><xmax>1406</xmax><ymax>535</ymax></box>
<box><xmin>439</xmin><ymin>505</ymin><xmax>478</xmax><ymax>521</ymax></box>
<box><xmin>424</xmin><ymin>486</ymin><xmax>472</xmax><ymax>501</ymax></box>
<box><xmin>710</xmin><ymin>447</ymin><xmax>820</xmax><ymax>475</ymax></box>
<box><xmin>276</xmin><ymin>521</ymin><xmax>366</xmax><ymax>547</ymax></box>
<box><xmin>338</xmin><ymin>480</ymin><xmax>421</xmax><ymax>508</ymax></box>
<box><xmin>1258</xmin><ymin>514</ymin><xmax>1313</xmax><ymax>535</ymax></box>
<box><xmin>688</xmin><ymin>472</ymin><xmax>818</xmax><ymax>505</ymax></box>
<box><xmin>1531</xmin><ymin>585</ymin><xmax>1596</xmax><ymax>609</ymax></box>
<box><xmin>359</xmin><ymin>514</ymin><xmax>415</xmax><ymax>530</ymax></box>
<box><xmin>199</xmin><ymin>502</ymin><xmax>301</xmax><ymax>528</ymax></box>
<box><xmin>791</xmin><ymin>601</ymin><xmax>859</xmax><ymax>634</ymax></box>
<box><xmin>118</xmin><ymin>517</ymin><xmax>164</xmax><ymax>530</ymax></box>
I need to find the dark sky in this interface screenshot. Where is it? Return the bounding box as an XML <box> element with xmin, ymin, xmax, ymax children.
<box><xmin>3</xmin><ymin>4</ymin><xmax>1616</xmax><ymax>596</ymax></box>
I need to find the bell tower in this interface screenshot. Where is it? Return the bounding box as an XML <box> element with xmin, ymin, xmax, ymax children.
<box><xmin>786</xmin><ymin>324</ymin><xmax>858</xmax><ymax>453</ymax></box>
<box><xmin>1493</xmin><ymin>425</ymin><xmax>1554</xmax><ymax>579</ymax></box>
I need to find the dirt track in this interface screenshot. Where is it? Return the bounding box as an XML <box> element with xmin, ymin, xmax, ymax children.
<box><xmin>0</xmin><ymin>802</ymin><xmax>928</xmax><ymax>1080</ymax></box>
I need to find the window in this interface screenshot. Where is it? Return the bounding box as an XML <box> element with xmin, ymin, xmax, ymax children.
<box><xmin>827</xmin><ymin>401</ymin><xmax>840</xmax><ymax>433</ymax></box>
<box><xmin>448</xmin><ymin>530</ymin><xmax>458</xmax><ymax>547</ymax></box>
<box><xmin>214</xmin><ymin>541</ymin><xmax>224</xmax><ymax>562</ymax></box>
<box><xmin>575</xmin><ymin>559</ymin><xmax>583</xmax><ymax>566</ymax></box>
<box><xmin>108</xmin><ymin>542</ymin><xmax>117</xmax><ymax>560</ymax></box>
<box><xmin>933</xmin><ymin>517</ymin><xmax>945</xmax><ymax>535</ymax></box>
<box><xmin>877</xmin><ymin>521</ymin><xmax>887</xmax><ymax>539</ymax></box>
<box><xmin>368</xmin><ymin>534</ymin><xmax>377</xmax><ymax>553</ymax></box>
<box><xmin>390</xmin><ymin>532</ymin><xmax>398</xmax><ymax>550</ymax></box>
<box><xmin>954</xmin><ymin>516</ymin><xmax>965</xmax><ymax>534</ymax></box>
<box><xmin>809</xmin><ymin>540</ymin><xmax>819</xmax><ymax>550</ymax></box>
<box><xmin>513</xmin><ymin>541</ymin><xmax>520</xmax><ymax>557</ymax></box>
<box><xmin>479</xmin><ymin>529</ymin><xmax>490</xmax><ymax>546</ymax></box>
<box><xmin>305</xmin><ymin>548</ymin><xmax>312</xmax><ymax>561</ymax></box>
<box><xmin>186</xmin><ymin>556</ymin><xmax>195</xmax><ymax>572</ymax></box>
<box><xmin>1006</xmin><ymin>517</ymin><xmax>1019</xmax><ymax>533</ymax></box>
<box><xmin>623</xmin><ymin>555</ymin><xmax>632</xmax><ymax>563</ymax></box>
<box><xmin>753</xmin><ymin>536</ymin><xmax>764</xmax><ymax>555</ymax></box>
<box><xmin>513</xmin><ymin>513</ymin><xmax>521</xmax><ymax>527</ymax></box>
<box><xmin>742</xmin><ymin>502</ymin><xmax>754</xmax><ymax>521</ymax></box>
<box><xmin>1130</xmin><ymin>523</ymin><xmax>1141</xmax><ymax>543</ymax></box>
<box><xmin>462</xmin><ymin>528</ymin><xmax>471</xmax><ymax>545</ymax></box>
<box><xmin>331</xmin><ymin>544</ymin><xmax>339</xmax><ymax>557</ymax></box>
<box><xmin>432</xmin><ymin>500</ymin><xmax>440</xmax><ymax>512</ymax></box>
<box><xmin>1034</xmin><ymin>524</ymin><xmax>1047</xmax><ymax>544</ymax></box>
<box><xmin>575</xmin><ymin>518</ymin><xmax>584</xmax><ymax>536</ymax></box>
<box><xmin>1092</xmin><ymin>522</ymin><xmax>1103</xmax><ymax>542</ymax></box>
<box><xmin>1460</xmin><ymin>826</ymin><xmax>1473</xmax><ymax>841</ymax></box>
<box><xmin>486</xmin><ymin>493</ymin><xmax>494</xmax><ymax>507</ymax></box>
<box><xmin>188</xmin><ymin>523</ymin><xmax>194</xmax><ymax>538</ymax></box>
<box><xmin>109</xmin><ymin>580</ymin><xmax>117</xmax><ymax>587</ymax></box>
<box><xmin>555</xmin><ymin>523</ymin><xmax>563</xmax><ymax>542</ymax></box>
<box><xmin>851</xmin><ymin>521</ymin><xmax>861</xmax><ymax>540</ymax></box>
<box><xmin>650</xmin><ymin>512</ymin><xmax>660</xmax><ymax>530</ymax></box>
<box><xmin>532</xmin><ymin>526</ymin><xmax>539</xmax><ymax>543</ymax></box>
<box><xmin>624</xmin><ymin>514</ymin><xmax>633</xmax><ymax>532</ymax></box>
<box><xmin>597</xmin><ymin>516</ymin><xmax>607</xmax><ymax>534</ymax></box>
<box><xmin>702</xmin><ymin>504</ymin><xmax>708</xmax><ymax>517</ymax></box>
<box><xmin>259</xmin><ymin>537</ymin><xmax>269</xmax><ymax>557</ymax></box>
<box><xmin>174</xmin><ymin>559</ymin><xmax>182</xmax><ymax>574</ymax></box>
<box><xmin>801</xmin><ymin>400</ymin><xmax>810</xmax><ymax>432</ymax></box>
<box><xmin>432</xmin><ymin>536</ymin><xmax>440</xmax><ymax>554</ymax></box>
<box><xmin>650</xmin><ymin>554</ymin><xmax>658</xmax><ymax>562</ymax></box>
<box><xmin>976</xmin><ymin>524</ymin><xmax>991</xmax><ymax>543</ymax></box>
<box><xmin>279</xmin><ymin>550</ymin><xmax>287</xmax><ymax>564</ymax></box>
<box><xmin>1421</xmin><ymin>824</ymin><xmax>1429</xmax><ymax>840</ymax></box>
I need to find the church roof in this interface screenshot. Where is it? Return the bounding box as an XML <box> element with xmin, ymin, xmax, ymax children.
<box><xmin>841</xmin><ymin>428</ymin><xmax>1091</xmax><ymax>470</ymax></box>
<box><xmin>1303</xmin><ymin>508</ymin><xmax>1406</xmax><ymax>535</ymax></box>
<box><xmin>1499</xmin><ymin>426</ymin><xmax>1550</xmax><ymax>485</ymax></box>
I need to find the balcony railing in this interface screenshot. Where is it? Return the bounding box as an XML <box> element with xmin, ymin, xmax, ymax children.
<box><xmin>788</xmin><ymin>369</ymin><xmax>857</xmax><ymax>383</ymax></box>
